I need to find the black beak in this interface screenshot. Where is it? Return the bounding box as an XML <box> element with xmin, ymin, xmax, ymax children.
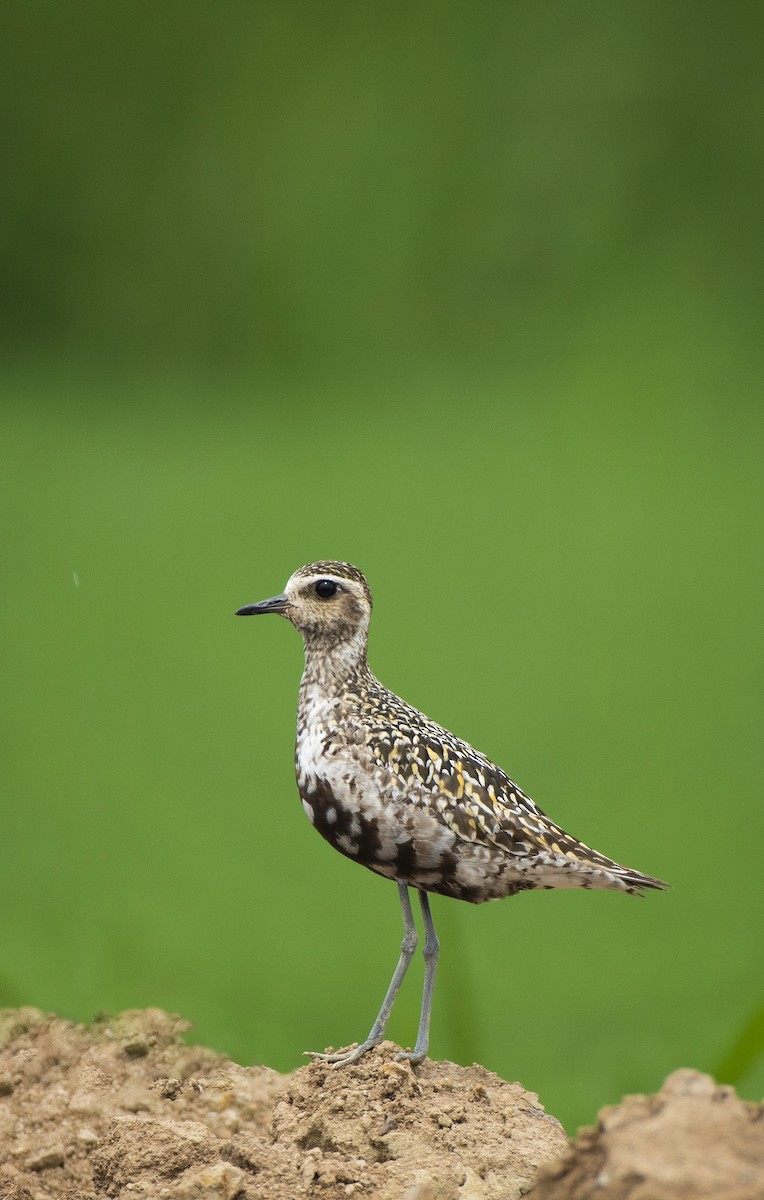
<box><xmin>235</xmin><ymin>593</ymin><xmax>290</xmax><ymax>616</ymax></box>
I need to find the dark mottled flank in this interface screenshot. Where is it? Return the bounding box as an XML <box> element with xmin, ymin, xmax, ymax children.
<box><xmin>392</xmin><ymin>838</ymin><xmax>419</xmax><ymax>880</ymax></box>
<box><xmin>308</xmin><ymin>778</ymin><xmax>354</xmax><ymax>842</ymax></box>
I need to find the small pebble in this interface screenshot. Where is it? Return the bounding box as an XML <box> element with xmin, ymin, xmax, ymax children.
<box><xmin>27</xmin><ymin>1147</ymin><xmax>65</xmax><ymax>1171</ymax></box>
<box><xmin>123</xmin><ymin>1038</ymin><xmax>149</xmax><ymax>1058</ymax></box>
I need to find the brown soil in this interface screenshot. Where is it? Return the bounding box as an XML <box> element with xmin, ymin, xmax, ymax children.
<box><xmin>0</xmin><ymin>1008</ymin><xmax>761</xmax><ymax>1200</ymax></box>
<box><xmin>531</xmin><ymin>1068</ymin><xmax>764</xmax><ymax>1200</ymax></box>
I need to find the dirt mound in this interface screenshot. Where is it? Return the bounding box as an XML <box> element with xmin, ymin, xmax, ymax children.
<box><xmin>0</xmin><ymin>1007</ymin><xmax>565</xmax><ymax>1199</ymax></box>
<box><xmin>0</xmin><ymin>1009</ymin><xmax>761</xmax><ymax>1199</ymax></box>
<box><xmin>531</xmin><ymin>1068</ymin><xmax>764</xmax><ymax>1200</ymax></box>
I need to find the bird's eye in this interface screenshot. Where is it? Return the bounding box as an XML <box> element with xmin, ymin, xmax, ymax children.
<box><xmin>315</xmin><ymin>579</ymin><xmax>339</xmax><ymax>599</ymax></box>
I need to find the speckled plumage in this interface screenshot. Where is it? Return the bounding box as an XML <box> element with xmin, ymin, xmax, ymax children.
<box><xmin>237</xmin><ymin>560</ymin><xmax>667</xmax><ymax>1064</ymax></box>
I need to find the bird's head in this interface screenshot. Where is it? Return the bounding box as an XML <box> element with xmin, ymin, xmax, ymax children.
<box><xmin>236</xmin><ymin>560</ymin><xmax>373</xmax><ymax>654</ymax></box>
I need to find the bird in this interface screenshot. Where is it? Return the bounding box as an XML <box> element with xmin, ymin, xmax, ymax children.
<box><xmin>236</xmin><ymin>560</ymin><xmax>667</xmax><ymax>1067</ymax></box>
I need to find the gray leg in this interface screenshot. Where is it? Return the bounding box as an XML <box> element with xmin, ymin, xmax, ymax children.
<box><xmin>395</xmin><ymin>890</ymin><xmax>439</xmax><ymax>1064</ymax></box>
<box><xmin>307</xmin><ymin>881</ymin><xmax>418</xmax><ymax>1066</ymax></box>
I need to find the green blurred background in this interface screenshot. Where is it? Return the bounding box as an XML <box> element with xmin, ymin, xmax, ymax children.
<box><xmin>2</xmin><ymin>2</ymin><xmax>762</xmax><ymax>1132</ymax></box>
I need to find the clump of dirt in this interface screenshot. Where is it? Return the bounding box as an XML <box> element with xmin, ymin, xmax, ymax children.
<box><xmin>531</xmin><ymin>1068</ymin><xmax>764</xmax><ymax>1200</ymax></box>
<box><xmin>0</xmin><ymin>1007</ymin><xmax>566</xmax><ymax>1199</ymax></box>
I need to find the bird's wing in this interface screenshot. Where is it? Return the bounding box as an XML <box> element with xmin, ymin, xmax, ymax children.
<box><xmin>339</xmin><ymin>677</ymin><xmax>666</xmax><ymax>893</ymax></box>
<box><xmin>359</xmin><ymin>700</ymin><xmax>660</xmax><ymax>884</ymax></box>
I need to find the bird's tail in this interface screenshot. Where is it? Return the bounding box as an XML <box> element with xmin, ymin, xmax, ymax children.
<box><xmin>533</xmin><ymin>820</ymin><xmax>669</xmax><ymax>895</ymax></box>
<box><xmin>608</xmin><ymin>864</ymin><xmax>669</xmax><ymax>895</ymax></box>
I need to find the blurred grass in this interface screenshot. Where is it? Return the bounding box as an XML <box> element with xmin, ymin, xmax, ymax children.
<box><xmin>2</xmin><ymin>0</ymin><xmax>763</xmax><ymax>1132</ymax></box>
<box><xmin>716</xmin><ymin>1004</ymin><xmax>764</xmax><ymax>1088</ymax></box>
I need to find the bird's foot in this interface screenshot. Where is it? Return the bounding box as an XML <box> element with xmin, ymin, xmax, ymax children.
<box><xmin>305</xmin><ymin>1039</ymin><xmax>380</xmax><ymax>1067</ymax></box>
<box><xmin>393</xmin><ymin>1047</ymin><xmax>426</xmax><ymax>1065</ymax></box>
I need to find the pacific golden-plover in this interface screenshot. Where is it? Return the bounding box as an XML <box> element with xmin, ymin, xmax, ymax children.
<box><xmin>236</xmin><ymin>560</ymin><xmax>667</xmax><ymax>1066</ymax></box>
